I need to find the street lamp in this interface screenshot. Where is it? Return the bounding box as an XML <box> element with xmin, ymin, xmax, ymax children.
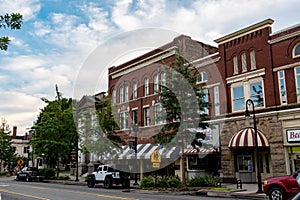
<box><xmin>130</xmin><ymin>123</ymin><xmax>139</xmax><ymax>186</ymax></box>
<box><xmin>245</xmin><ymin>99</ymin><xmax>263</xmax><ymax>193</ymax></box>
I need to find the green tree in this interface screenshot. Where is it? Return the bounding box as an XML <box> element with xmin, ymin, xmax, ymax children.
<box><xmin>0</xmin><ymin>118</ymin><xmax>14</xmax><ymax>172</ymax></box>
<box><xmin>152</xmin><ymin>55</ymin><xmax>210</xmax><ymax>149</ymax></box>
<box><xmin>31</xmin><ymin>85</ymin><xmax>77</xmax><ymax>177</ymax></box>
<box><xmin>0</xmin><ymin>13</ymin><xmax>22</xmax><ymax>51</ymax></box>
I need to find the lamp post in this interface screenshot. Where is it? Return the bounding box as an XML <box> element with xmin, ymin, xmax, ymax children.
<box><xmin>132</xmin><ymin>123</ymin><xmax>139</xmax><ymax>186</ymax></box>
<box><xmin>245</xmin><ymin>99</ymin><xmax>263</xmax><ymax>193</ymax></box>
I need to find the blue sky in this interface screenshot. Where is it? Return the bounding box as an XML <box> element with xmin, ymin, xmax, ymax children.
<box><xmin>1</xmin><ymin>0</ymin><xmax>300</xmax><ymax>134</ymax></box>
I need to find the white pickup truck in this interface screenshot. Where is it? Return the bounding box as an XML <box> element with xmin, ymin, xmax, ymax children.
<box><xmin>87</xmin><ymin>164</ymin><xmax>130</xmax><ymax>189</ymax></box>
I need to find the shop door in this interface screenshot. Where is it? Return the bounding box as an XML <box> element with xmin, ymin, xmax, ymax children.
<box><xmin>260</xmin><ymin>152</ymin><xmax>271</xmax><ymax>181</ymax></box>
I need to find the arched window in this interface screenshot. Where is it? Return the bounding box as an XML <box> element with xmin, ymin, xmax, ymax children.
<box><xmin>293</xmin><ymin>43</ymin><xmax>300</xmax><ymax>58</ymax></box>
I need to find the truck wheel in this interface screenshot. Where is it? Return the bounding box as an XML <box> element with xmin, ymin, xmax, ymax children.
<box><xmin>104</xmin><ymin>177</ymin><xmax>112</xmax><ymax>189</ymax></box>
<box><xmin>87</xmin><ymin>179</ymin><xmax>95</xmax><ymax>188</ymax></box>
<box><xmin>269</xmin><ymin>187</ymin><xmax>285</xmax><ymax>200</ymax></box>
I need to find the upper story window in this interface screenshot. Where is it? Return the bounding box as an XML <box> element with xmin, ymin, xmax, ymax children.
<box><xmin>231</xmin><ymin>78</ymin><xmax>264</xmax><ymax>112</ymax></box>
<box><xmin>161</xmin><ymin>72</ymin><xmax>166</xmax><ymax>88</ymax></box>
<box><xmin>119</xmin><ymin>86</ymin><xmax>124</xmax><ymax>103</ymax></box>
<box><xmin>214</xmin><ymin>86</ymin><xmax>220</xmax><ymax>116</ymax></box>
<box><xmin>293</xmin><ymin>43</ymin><xmax>300</xmax><ymax>58</ymax></box>
<box><xmin>133</xmin><ymin>82</ymin><xmax>137</xmax><ymax>99</ymax></box>
<box><xmin>143</xmin><ymin>107</ymin><xmax>150</xmax><ymax>126</ymax></box>
<box><xmin>199</xmin><ymin>89</ymin><xmax>209</xmax><ymax>115</ymax></box>
<box><xmin>197</xmin><ymin>71</ymin><xmax>208</xmax><ymax>83</ymax></box>
<box><xmin>144</xmin><ymin>78</ymin><xmax>149</xmax><ymax>96</ymax></box>
<box><xmin>124</xmin><ymin>85</ymin><xmax>129</xmax><ymax>102</ymax></box>
<box><xmin>119</xmin><ymin>110</ymin><xmax>128</xmax><ymax>130</ymax></box>
<box><xmin>295</xmin><ymin>67</ymin><xmax>300</xmax><ymax>102</ymax></box>
<box><xmin>154</xmin><ymin>74</ymin><xmax>159</xmax><ymax>93</ymax></box>
<box><xmin>250</xmin><ymin>50</ymin><xmax>256</xmax><ymax>70</ymax></box>
<box><xmin>233</xmin><ymin>55</ymin><xmax>239</xmax><ymax>75</ymax></box>
<box><xmin>278</xmin><ymin>71</ymin><xmax>287</xmax><ymax>104</ymax></box>
<box><xmin>112</xmin><ymin>89</ymin><xmax>116</xmax><ymax>104</ymax></box>
<box><xmin>241</xmin><ymin>53</ymin><xmax>247</xmax><ymax>73</ymax></box>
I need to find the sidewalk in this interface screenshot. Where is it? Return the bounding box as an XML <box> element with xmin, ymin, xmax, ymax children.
<box><xmin>48</xmin><ymin>175</ymin><xmax>269</xmax><ymax>199</ymax></box>
<box><xmin>206</xmin><ymin>183</ymin><xmax>268</xmax><ymax>199</ymax></box>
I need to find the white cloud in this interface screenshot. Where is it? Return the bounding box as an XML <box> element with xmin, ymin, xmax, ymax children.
<box><xmin>1</xmin><ymin>0</ymin><xmax>300</xmax><ymax>134</ymax></box>
<box><xmin>0</xmin><ymin>0</ymin><xmax>40</xmax><ymax>21</ymax></box>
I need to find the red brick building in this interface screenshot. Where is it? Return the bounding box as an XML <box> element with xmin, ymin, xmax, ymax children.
<box><xmin>103</xmin><ymin>19</ymin><xmax>300</xmax><ymax>183</ymax></box>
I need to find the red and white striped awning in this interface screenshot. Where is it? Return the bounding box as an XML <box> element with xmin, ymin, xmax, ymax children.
<box><xmin>228</xmin><ymin>128</ymin><xmax>269</xmax><ymax>148</ymax></box>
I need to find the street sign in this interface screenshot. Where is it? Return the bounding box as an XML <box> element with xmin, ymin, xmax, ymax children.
<box><xmin>151</xmin><ymin>149</ymin><xmax>161</xmax><ymax>163</ymax></box>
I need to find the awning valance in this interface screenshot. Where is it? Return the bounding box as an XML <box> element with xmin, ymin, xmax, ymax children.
<box><xmin>117</xmin><ymin>144</ymin><xmax>180</xmax><ymax>160</ymax></box>
<box><xmin>184</xmin><ymin>148</ymin><xmax>219</xmax><ymax>155</ymax></box>
<box><xmin>228</xmin><ymin>128</ymin><xmax>269</xmax><ymax>148</ymax></box>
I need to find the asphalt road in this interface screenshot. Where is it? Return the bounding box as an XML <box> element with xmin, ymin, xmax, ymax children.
<box><xmin>0</xmin><ymin>177</ymin><xmax>242</xmax><ymax>200</ymax></box>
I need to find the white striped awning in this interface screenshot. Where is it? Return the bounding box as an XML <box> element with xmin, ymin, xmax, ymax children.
<box><xmin>184</xmin><ymin>148</ymin><xmax>219</xmax><ymax>155</ymax></box>
<box><xmin>228</xmin><ymin>128</ymin><xmax>269</xmax><ymax>148</ymax></box>
<box><xmin>117</xmin><ymin>143</ymin><xmax>180</xmax><ymax>160</ymax></box>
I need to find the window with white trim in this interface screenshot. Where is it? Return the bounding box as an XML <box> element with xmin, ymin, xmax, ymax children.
<box><xmin>133</xmin><ymin>82</ymin><xmax>137</xmax><ymax>99</ymax></box>
<box><xmin>143</xmin><ymin>107</ymin><xmax>150</xmax><ymax>126</ymax></box>
<box><xmin>154</xmin><ymin>103</ymin><xmax>163</xmax><ymax>125</ymax></box>
<box><xmin>231</xmin><ymin>78</ymin><xmax>264</xmax><ymax>112</ymax></box>
<box><xmin>154</xmin><ymin>74</ymin><xmax>159</xmax><ymax>93</ymax></box>
<box><xmin>199</xmin><ymin>89</ymin><xmax>209</xmax><ymax>115</ymax></box>
<box><xmin>144</xmin><ymin>78</ymin><xmax>149</xmax><ymax>96</ymax></box>
<box><xmin>124</xmin><ymin>85</ymin><xmax>129</xmax><ymax>102</ymax></box>
<box><xmin>161</xmin><ymin>72</ymin><xmax>166</xmax><ymax>88</ymax></box>
<box><xmin>295</xmin><ymin>67</ymin><xmax>300</xmax><ymax>102</ymax></box>
<box><xmin>214</xmin><ymin>86</ymin><xmax>220</xmax><ymax>115</ymax></box>
<box><xmin>132</xmin><ymin>109</ymin><xmax>138</xmax><ymax>125</ymax></box>
<box><xmin>278</xmin><ymin>71</ymin><xmax>287</xmax><ymax>104</ymax></box>
<box><xmin>250</xmin><ymin>50</ymin><xmax>256</xmax><ymax>70</ymax></box>
<box><xmin>241</xmin><ymin>53</ymin><xmax>247</xmax><ymax>72</ymax></box>
<box><xmin>112</xmin><ymin>89</ymin><xmax>116</xmax><ymax>104</ymax></box>
<box><xmin>197</xmin><ymin>71</ymin><xmax>208</xmax><ymax>83</ymax></box>
<box><xmin>293</xmin><ymin>43</ymin><xmax>300</xmax><ymax>58</ymax></box>
<box><xmin>119</xmin><ymin>110</ymin><xmax>128</xmax><ymax>130</ymax></box>
<box><xmin>119</xmin><ymin>86</ymin><xmax>124</xmax><ymax>103</ymax></box>
<box><xmin>233</xmin><ymin>55</ymin><xmax>238</xmax><ymax>75</ymax></box>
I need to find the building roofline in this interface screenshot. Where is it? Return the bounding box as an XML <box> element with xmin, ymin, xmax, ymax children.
<box><xmin>214</xmin><ymin>18</ymin><xmax>274</xmax><ymax>44</ymax></box>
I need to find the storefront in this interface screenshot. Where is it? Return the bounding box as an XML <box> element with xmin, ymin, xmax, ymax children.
<box><xmin>228</xmin><ymin>127</ymin><xmax>270</xmax><ymax>182</ymax></box>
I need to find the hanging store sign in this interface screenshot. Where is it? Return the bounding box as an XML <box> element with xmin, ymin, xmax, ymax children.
<box><xmin>287</xmin><ymin>129</ymin><xmax>300</xmax><ymax>143</ymax></box>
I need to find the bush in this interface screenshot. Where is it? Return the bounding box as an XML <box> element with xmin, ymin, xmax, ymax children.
<box><xmin>140</xmin><ymin>176</ymin><xmax>155</xmax><ymax>188</ymax></box>
<box><xmin>187</xmin><ymin>175</ymin><xmax>220</xmax><ymax>187</ymax></box>
<box><xmin>39</xmin><ymin>168</ymin><xmax>55</xmax><ymax>179</ymax></box>
<box><xmin>167</xmin><ymin>176</ymin><xmax>181</xmax><ymax>188</ymax></box>
<box><xmin>140</xmin><ymin>176</ymin><xmax>181</xmax><ymax>189</ymax></box>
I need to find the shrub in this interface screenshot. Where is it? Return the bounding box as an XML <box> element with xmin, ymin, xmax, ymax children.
<box><xmin>167</xmin><ymin>176</ymin><xmax>181</xmax><ymax>188</ymax></box>
<box><xmin>155</xmin><ymin>176</ymin><xmax>168</xmax><ymax>188</ymax></box>
<box><xmin>187</xmin><ymin>175</ymin><xmax>220</xmax><ymax>187</ymax></box>
<box><xmin>39</xmin><ymin>168</ymin><xmax>55</xmax><ymax>179</ymax></box>
<box><xmin>140</xmin><ymin>176</ymin><xmax>155</xmax><ymax>188</ymax></box>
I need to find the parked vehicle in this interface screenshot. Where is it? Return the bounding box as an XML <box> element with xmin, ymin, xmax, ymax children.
<box><xmin>263</xmin><ymin>169</ymin><xmax>300</xmax><ymax>200</ymax></box>
<box><xmin>16</xmin><ymin>167</ymin><xmax>45</xmax><ymax>182</ymax></box>
<box><xmin>87</xmin><ymin>164</ymin><xmax>130</xmax><ymax>189</ymax></box>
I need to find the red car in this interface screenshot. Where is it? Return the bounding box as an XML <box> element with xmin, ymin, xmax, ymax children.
<box><xmin>263</xmin><ymin>170</ymin><xmax>300</xmax><ymax>200</ymax></box>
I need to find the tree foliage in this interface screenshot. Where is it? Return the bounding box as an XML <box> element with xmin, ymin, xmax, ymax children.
<box><xmin>152</xmin><ymin>55</ymin><xmax>210</xmax><ymax>149</ymax></box>
<box><xmin>31</xmin><ymin>85</ymin><xmax>77</xmax><ymax>177</ymax></box>
<box><xmin>0</xmin><ymin>118</ymin><xmax>14</xmax><ymax>172</ymax></box>
<box><xmin>0</xmin><ymin>13</ymin><xmax>22</xmax><ymax>51</ymax></box>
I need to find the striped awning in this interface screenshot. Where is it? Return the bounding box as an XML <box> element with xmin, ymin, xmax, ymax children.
<box><xmin>184</xmin><ymin>148</ymin><xmax>219</xmax><ymax>155</ymax></box>
<box><xmin>228</xmin><ymin>128</ymin><xmax>269</xmax><ymax>148</ymax></box>
<box><xmin>117</xmin><ymin>143</ymin><xmax>180</xmax><ymax>160</ymax></box>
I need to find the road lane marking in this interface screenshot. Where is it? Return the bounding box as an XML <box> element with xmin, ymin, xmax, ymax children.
<box><xmin>0</xmin><ymin>189</ymin><xmax>50</xmax><ymax>200</ymax></box>
<box><xmin>2</xmin><ymin>182</ymin><xmax>139</xmax><ymax>200</ymax></box>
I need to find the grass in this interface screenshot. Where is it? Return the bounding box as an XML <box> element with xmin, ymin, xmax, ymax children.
<box><xmin>210</xmin><ymin>187</ymin><xmax>236</xmax><ymax>191</ymax></box>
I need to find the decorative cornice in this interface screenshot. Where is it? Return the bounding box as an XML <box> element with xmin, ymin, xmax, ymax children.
<box><xmin>226</xmin><ymin>68</ymin><xmax>265</xmax><ymax>84</ymax></box>
<box><xmin>273</xmin><ymin>61</ymin><xmax>300</xmax><ymax>72</ymax></box>
<box><xmin>214</xmin><ymin>18</ymin><xmax>274</xmax><ymax>45</ymax></box>
<box><xmin>269</xmin><ymin>30</ymin><xmax>300</xmax><ymax>44</ymax></box>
